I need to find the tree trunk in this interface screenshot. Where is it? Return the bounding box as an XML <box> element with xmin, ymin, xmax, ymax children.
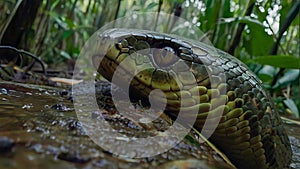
<box><xmin>0</xmin><ymin>0</ymin><xmax>42</xmax><ymax>48</ymax></box>
<box><xmin>0</xmin><ymin>0</ymin><xmax>42</xmax><ymax>64</ymax></box>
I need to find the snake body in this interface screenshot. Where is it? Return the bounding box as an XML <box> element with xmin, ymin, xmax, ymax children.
<box><xmin>93</xmin><ymin>28</ymin><xmax>292</xmax><ymax>169</ymax></box>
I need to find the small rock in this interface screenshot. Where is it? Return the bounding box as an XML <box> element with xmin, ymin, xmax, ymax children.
<box><xmin>0</xmin><ymin>136</ymin><xmax>15</xmax><ymax>152</ymax></box>
<box><xmin>57</xmin><ymin>151</ymin><xmax>90</xmax><ymax>163</ymax></box>
<box><xmin>59</xmin><ymin>89</ymin><xmax>69</xmax><ymax>96</ymax></box>
<box><xmin>68</xmin><ymin>120</ymin><xmax>81</xmax><ymax>130</ymax></box>
<box><xmin>0</xmin><ymin>88</ymin><xmax>8</xmax><ymax>95</ymax></box>
<box><xmin>51</xmin><ymin>103</ymin><xmax>72</xmax><ymax>111</ymax></box>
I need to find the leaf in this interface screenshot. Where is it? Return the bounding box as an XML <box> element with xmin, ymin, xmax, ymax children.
<box><xmin>50</xmin><ymin>0</ymin><xmax>60</xmax><ymax>10</ymax></box>
<box><xmin>219</xmin><ymin>16</ymin><xmax>272</xmax><ymax>54</ymax></box>
<box><xmin>255</xmin><ymin>3</ymin><xmax>268</xmax><ymax>22</ymax></box>
<box><xmin>254</xmin><ymin>55</ymin><xmax>300</xmax><ymax>69</ymax></box>
<box><xmin>60</xmin><ymin>51</ymin><xmax>71</xmax><ymax>60</ymax></box>
<box><xmin>258</xmin><ymin>65</ymin><xmax>278</xmax><ymax>83</ymax></box>
<box><xmin>283</xmin><ymin>98</ymin><xmax>299</xmax><ymax>118</ymax></box>
<box><xmin>246</xmin><ymin>21</ymin><xmax>273</xmax><ymax>56</ymax></box>
<box><xmin>145</xmin><ymin>2</ymin><xmax>158</xmax><ymax>10</ymax></box>
<box><xmin>280</xmin><ymin>0</ymin><xmax>291</xmax><ymax>27</ymax></box>
<box><xmin>64</xmin><ymin>18</ymin><xmax>76</xmax><ymax>29</ymax></box>
<box><xmin>63</xmin><ymin>30</ymin><xmax>73</xmax><ymax>39</ymax></box>
<box><xmin>220</xmin><ymin>16</ymin><xmax>264</xmax><ymax>27</ymax></box>
<box><xmin>204</xmin><ymin>0</ymin><xmax>221</xmax><ymax>32</ymax></box>
<box><xmin>273</xmin><ymin>69</ymin><xmax>300</xmax><ymax>89</ymax></box>
<box><xmin>222</xmin><ymin>0</ymin><xmax>232</xmax><ymax>18</ymax></box>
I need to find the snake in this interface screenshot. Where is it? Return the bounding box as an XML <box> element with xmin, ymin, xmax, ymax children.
<box><xmin>92</xmin><ymin>28</ymin><xmax>292</xmax><ymax>169</ymax></box>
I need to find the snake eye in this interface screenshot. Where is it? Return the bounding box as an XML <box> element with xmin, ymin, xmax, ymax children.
<box><xmin>152</xmin><ymin>47</ymin><xmax>178</xmax><ymax>68</ymax></box>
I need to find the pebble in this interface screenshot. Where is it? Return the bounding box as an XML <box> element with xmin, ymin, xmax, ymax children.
<box><xmin>59</xmin><ymin>89</ymin><xmax>69</xmax><ymax>96</ymax></box>
<box><xmin>0</xmin><ymin>136</ymin><xmax>15</xmax><ymax>152</ymax></box>
<box><xmin>57</xmin><ymin>151</ymin><xmax>90</xmax><ymax>163</ymax></box>
<box><xmin>51</xmin><ymin>103</ymin><xmax>72</xmax><ymax>111</ymax></box>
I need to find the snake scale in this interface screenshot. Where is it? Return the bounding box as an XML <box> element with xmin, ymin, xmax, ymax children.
<box><xmin>92</xmin><ymin>28</ymin><xmax>292</xmax><ymax>169</ymax></box>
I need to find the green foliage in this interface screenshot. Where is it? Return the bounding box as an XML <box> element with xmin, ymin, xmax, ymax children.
<box><xmin>254</xmin><ymin>55</ymin><xmax>300</xmax><ymax>69</ymax></box>
<box><xmin>184</xmin><ymin>0</ymin><xmax>299</xmax><ymax>118</ymax></box>
<box><xmin>273</xmin><ymin>69</ymin><xmax>299</xmax><ymax>89</ymax></box>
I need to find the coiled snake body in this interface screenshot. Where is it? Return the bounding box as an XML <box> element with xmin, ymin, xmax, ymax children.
<box><xmin>93</xmin><ymin>29</ymin><xmax>292</xmax><ymax>169</ymax></box>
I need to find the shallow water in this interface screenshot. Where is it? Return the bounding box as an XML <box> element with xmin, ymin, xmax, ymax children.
<box><xmin>0</xmin><ymin>81</ymin><xmax>299</xmax><ymax>169</ymax></box>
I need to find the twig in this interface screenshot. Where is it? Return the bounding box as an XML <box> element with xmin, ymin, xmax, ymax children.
<box><xmin>192</xmin><ymin>126</ymin><xmax>237</xmax><ymax>169</ymax></box>
<box><xmin>0</xmin><ymin>46</ymin><xmax>46</xmax><ymax>76</ymax></box>
<box><xmin>281</xmin><ymin>116</ymin><xmax>300</xmax><ymax>125</ymax></box>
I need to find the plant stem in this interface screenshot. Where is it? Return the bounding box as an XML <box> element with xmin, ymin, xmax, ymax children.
<box><xmin>228</xmin><ymin>0</ymin><xmax>255</xmax><ymax>55</ymax></box>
